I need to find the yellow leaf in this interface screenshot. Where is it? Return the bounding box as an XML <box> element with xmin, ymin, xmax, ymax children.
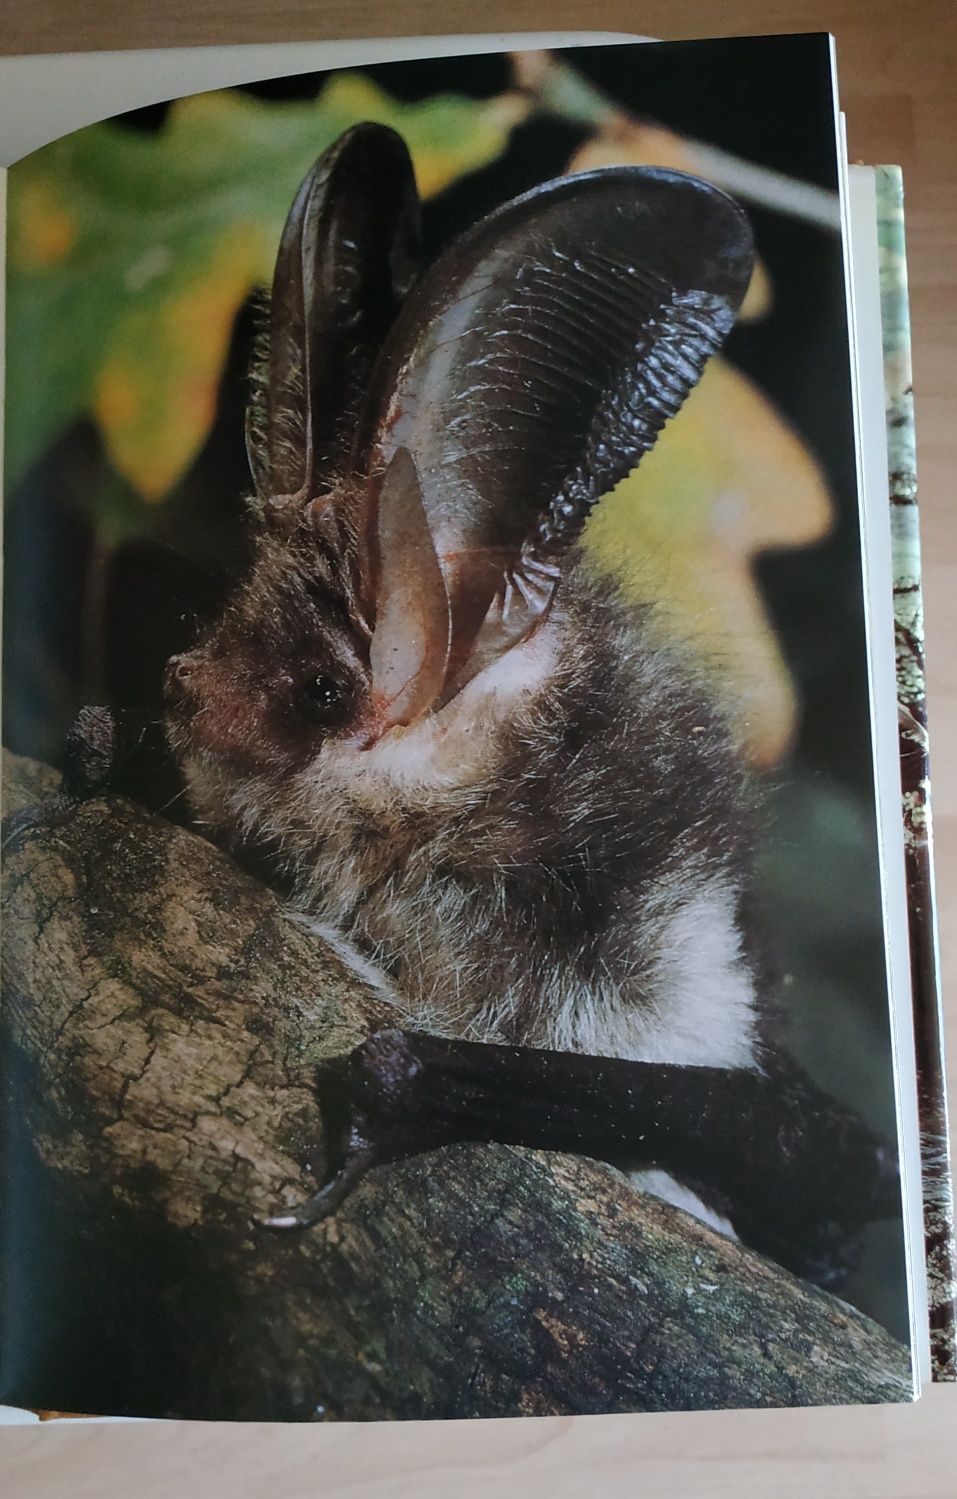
<box><xmin>583</xmin><ymin>358</ymin><xmax>834</xmax><ymax>767</ymax></box>
<box><xmin>94</xmin><ymin>225</ymin><xmax>264</xmax><ymax>500</ymax></box>
<box><xmin>11</xmin><ymin>177</ymin><xmax>78</xmax><ymax>268</ymax></box>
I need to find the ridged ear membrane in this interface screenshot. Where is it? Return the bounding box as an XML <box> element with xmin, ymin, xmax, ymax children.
<box><xmin>255</xmin><ymin>123</ymin><xmax>422</xmax><ymax>503</ymax></box>
<box><xmin>355</xmin><ymin>166</ymin><xmax>755</xmax><ymax>684</ymax></box>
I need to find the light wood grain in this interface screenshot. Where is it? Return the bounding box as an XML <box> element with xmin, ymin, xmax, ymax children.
<box><xmin>2</xmin><ymin>2</ymin><xmax>956</xmax><ymax>1493</ymax></box>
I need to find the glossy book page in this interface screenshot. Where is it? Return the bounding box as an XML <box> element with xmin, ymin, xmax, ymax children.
<box><xmin>0</xmin><ymin>34</ymin><xmax>925</xmax><ymax>1418</ymax></box>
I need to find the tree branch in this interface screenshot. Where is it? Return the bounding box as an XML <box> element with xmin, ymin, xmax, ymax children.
<box><xmin>0</xmin><ymin>750</ymin><xmax>912</xmax><ymax>1420</ymax></box>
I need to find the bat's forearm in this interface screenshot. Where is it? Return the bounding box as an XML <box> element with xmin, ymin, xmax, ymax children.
<box><xmin>272</xmin><ymin>1028</ymin><xmax>899</xmax><ymax>1283</ymax></box>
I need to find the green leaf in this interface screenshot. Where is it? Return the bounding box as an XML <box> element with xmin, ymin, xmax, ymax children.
<box><xmin>6</xmin><ymin>75</ymin><xmax>525</xmax><ymax>502</ymax></box>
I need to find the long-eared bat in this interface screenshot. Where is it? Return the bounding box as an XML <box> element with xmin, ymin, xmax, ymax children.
<box><xmin>159</xmin><ymin>123</ymin><xmax>897</xmax><ymax>1285</ymax></box>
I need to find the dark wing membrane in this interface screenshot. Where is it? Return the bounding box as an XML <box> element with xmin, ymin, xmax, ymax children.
<box><xmin>255</xmin><ymin>123</ymin><xmax>422</xmax><ymax>501</ymax></box>
<box><xmin>355</xmin><ymin>167</ymin><xmax>754</xmax><ymax>658</ymax></box>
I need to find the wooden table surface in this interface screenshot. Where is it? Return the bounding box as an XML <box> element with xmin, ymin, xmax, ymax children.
<box><xmin>1</xmin><ymin>2</ymin><xmax>955</xmax><ymax>1493</ymax></box>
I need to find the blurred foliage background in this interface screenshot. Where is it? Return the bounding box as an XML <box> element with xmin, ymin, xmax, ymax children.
<box><xmin>2</xmin><ymin>37</ymin><xmax>908</xmax><ymax>1336</ymax></box>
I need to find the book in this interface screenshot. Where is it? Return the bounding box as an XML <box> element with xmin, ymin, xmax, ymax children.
<box><xmin>876</xmin><ymin>164</ymin><xmax>957</xmax><ymax>1380</ymax></box>
<box><xmin>0</xmin><ymin>30</ymin><xmax>952</xmax><ymax>1421</ymax></box>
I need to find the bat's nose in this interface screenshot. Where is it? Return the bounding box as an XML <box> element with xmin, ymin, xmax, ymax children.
<box><xmin>164</xmin><ymin>653</ymin><xmax>198</xmax><ymax>704</ymax></box>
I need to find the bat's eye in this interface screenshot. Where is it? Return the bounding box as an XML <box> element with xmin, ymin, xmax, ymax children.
<box><xmin>298</xmin><ymin>673</ymin><xmax>346</xmax><ymax>724</ymax></box>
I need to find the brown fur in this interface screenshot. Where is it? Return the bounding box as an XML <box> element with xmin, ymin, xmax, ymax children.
<box><xmin>166</xmin><ymin>505</ymin><xmax>761</xmax><ymax>1068</ymax></box>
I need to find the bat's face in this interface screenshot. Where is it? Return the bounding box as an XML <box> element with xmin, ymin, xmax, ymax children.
<box><xmin>162</xmin><ymin>495</ymin><xmax>565</xmax><ymax>859</ymax></box>
<box><xmin>164</xmin><ymin>505</ymin><xmax>372</xmax><ymax>786</ymax></box>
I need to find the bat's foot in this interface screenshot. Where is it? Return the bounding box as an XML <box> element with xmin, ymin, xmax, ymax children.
<box><xmin>260</xmin><ymin>1146</ymin><xmax>378</xmax><ymax>1230</ymax></box>
<box><xmin>2</xmin><ymin>795</ymin><xmax>76</xmax><ymax>855</ymax></box>
<box><xmin>258</xmin><ymin>1030</ymin><xmax>438</xmax><ymax>1231</ymax></box>
<box><xmin>63</xmin><ymin>705</ymin><xmax>133</xmax><ymax>799</ymax></box>
<box><xmin>3</xmin><ymin>707</ymin><xmax>146</xmax><ymax>857</ymax></box>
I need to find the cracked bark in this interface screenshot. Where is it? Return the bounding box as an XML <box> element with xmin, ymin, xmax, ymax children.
<box><xmin>0</xmin><ymin>750</ymin><xmax>913</xmax><ymax>1420</ymax></box>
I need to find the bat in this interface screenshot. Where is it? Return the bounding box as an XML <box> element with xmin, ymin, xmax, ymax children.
<box><xmin>152</xmin><ymin>122</ymin><xmax>898</xmax><ymax>1285</ymax></box>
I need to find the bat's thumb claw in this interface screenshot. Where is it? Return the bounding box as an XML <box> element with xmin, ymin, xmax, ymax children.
<box><xmin>261</xmin><ymin>1211</ymin><xmax>305</xmax><ymax>1230</ymax></box>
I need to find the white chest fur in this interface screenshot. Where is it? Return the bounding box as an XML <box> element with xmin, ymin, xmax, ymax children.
<box><xmin>295</xmin><ymin>870</ymin><xmax>758</xmax><ymax>1073</ymax></box>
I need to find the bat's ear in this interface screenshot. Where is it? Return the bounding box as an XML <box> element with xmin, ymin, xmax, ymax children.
<box><xmin>354</xmin><ymin>166</ymin><xmax>755</xmax><ymax>703</ymax></box>
<box><xmin>368</xmin><ymin>448</ymin><xmax>451</xmax><ymax>732</ymax></box>
<box><xmin>248</xmin><ymin>123</ymin><xmax>422</xmax><ymax>507</ymax></box>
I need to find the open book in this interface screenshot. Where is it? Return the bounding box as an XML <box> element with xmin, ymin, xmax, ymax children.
<box><xmin>0</xmin><ymin>30</ymin><xmax>952</xmax><ymax>1421</ymax></box>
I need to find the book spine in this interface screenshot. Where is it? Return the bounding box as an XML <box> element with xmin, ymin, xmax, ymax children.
<box><xmin>877</xmin><ymin>164</ymin><xmax>957</xmax><ymax>1381</ymax></box>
